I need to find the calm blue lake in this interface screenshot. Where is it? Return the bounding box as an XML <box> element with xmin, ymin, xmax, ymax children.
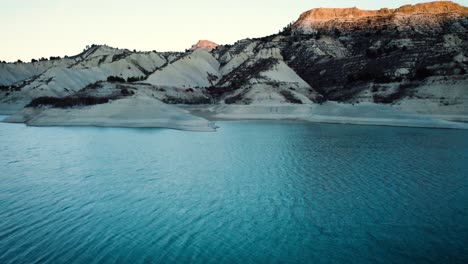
<box><xmin>1</xmin><ymin>118</ymin><xmax>467</xmax><ymax>263</ymax></box>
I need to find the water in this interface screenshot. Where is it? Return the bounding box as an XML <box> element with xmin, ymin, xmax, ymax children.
<box><xmin>1</xmin><ymin>119</ymin><xmax>467</xmax><ymax>263</ymax></box>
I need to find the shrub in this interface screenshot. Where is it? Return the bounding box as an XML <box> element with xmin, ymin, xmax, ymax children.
<box><xmin>84</xmin><ymin>82</ymin><xmax>102</xmax><ymax>90</ymax></box>
<box><xmin>225</xmin><ymin>93</ymin><xmax>244</xmax><ymax>104</ymax></box>
<box><xmin>126</xmin><ymin>76</ymin><xmax>144</xmax><ymax>82</ymax></box>
<box><xmin>366</xmin><ymin>49</ymin><xmax>378</xmax><ymax>58</ymax></box>
<box><xmin>314</xmin><ymin>95</ymin><xmax>326</xmax><ymax>104</ymax></box>
<box><xmin>279</xmin><ymin>22</ymin><xmax>294</xmax><ymax>36</ymax></box>
<box><xmin>280</xmin><ymin>90</ymin><xmax>303</xmax><ymax>104</ymax></box>
<box><xmin>0</xmin><ymin>85</ymin><xmax>21</xmax><ymax>92</ymax></box>
<box><xmin>314</xmin><ymin>31</ymin><xmax>322</xmax><ymax>40</ymax></box>
<box><xmin>107</xmin><ymin>76</ymin><xmax>126</xmax><ymax>83</ymax></box>
<box><xmin>347</xmin><ymin>68</ymin><xmax>393</xmax><ymax>84</ymax></box>
<box><xmin>162</xmin><ymin>96</ymin><xmax>210</xmax><ymax>104</ymax></box>
<box><xmin>26</xmin><ymin>96</ymin><xmax>111</xmax><ymax>108</ymax></box>
<box><xmin>373</xmin><ymin>83</ymin><xmax>411</xmax><ymax>104</ymax></box>
<box><xmin>121</xmin><ymin>88</ymin><xmax>135</xmax><ymax>96</ymax></box>
<box><xmin>413</xmin><ymin>67</ymin><xmax>433</xmax><ymax>80</ymax></box>
<box><xmin>334</xmin><ymin>28</ymin><xmax>341</xmax><ymax>37</ymax></box>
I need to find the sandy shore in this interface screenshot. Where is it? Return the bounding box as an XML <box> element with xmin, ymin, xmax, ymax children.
<box><xmin>180</xmin><ymin>103</ymin><xmax>468</xmax><ymax>130</ymax></box>
<box><xmin>4</xmin><ymin>97</ymin><xmax>217</xmax><ymax>132</ymax></box>
<box><xmin>3</xmin><ymin>100</ymin><xmax>468</xmax><ymax>131</ymax></box>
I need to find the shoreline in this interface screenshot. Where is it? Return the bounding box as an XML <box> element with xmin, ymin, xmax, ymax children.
<box><xmin>2</xmin><ymin>97</ymin><xmax>218</xmax><ymax>132</ymax></box>
<box><xmin>180</xmin><ymin>103</ymin><xmax>468</xmax><ymax>130</ymax></box>
<box><xmin>2</xmin><ymin>102</ymin><xmax>468</xmax><ymax>131</ymax></box>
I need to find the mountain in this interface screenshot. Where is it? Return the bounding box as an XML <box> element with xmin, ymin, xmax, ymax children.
<box><xmin>1</xmin><ymin>1</ymin><xmax>467</xmax><ymax>130</ymax></box>
<box><xmin>191</xmin><ymin>40</ymin><xmax>219</xmax><ymax>51</ymax></box>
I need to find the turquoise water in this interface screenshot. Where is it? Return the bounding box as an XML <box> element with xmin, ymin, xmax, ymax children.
<box><xmin>1</xmin><ymin>119</ymin><xmax>467</xmax><ymax>263</ymax></box>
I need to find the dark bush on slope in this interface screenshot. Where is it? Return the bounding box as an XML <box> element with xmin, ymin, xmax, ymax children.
<box><xmin>107</xmin><ymin>76</ymin><xmax>126</xmax><ymax>83</ymax></box>
<box><xmin>127</xmin><ymin>76</ymin><xmax>144</xmax><ymax>83</ymax></box>
<box><xmin>280</xmin><ymin>90</ymin><xmax>303</xmax><ymax>104</ymax></box>
<box><xmin>413</xmin><ymin>67</ymin><xmax>434</xmax><ymax>80</ymax></box>
<box><xmin>26</xmin><ymin>96</ymin><xmax>111</xmax><ymax>108</ymax></box>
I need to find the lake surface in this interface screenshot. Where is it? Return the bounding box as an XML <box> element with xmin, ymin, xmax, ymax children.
<box><xmin>1</xmin><ymin>119</ymin><xmax>467</xmax><ymax>263</ymax></box>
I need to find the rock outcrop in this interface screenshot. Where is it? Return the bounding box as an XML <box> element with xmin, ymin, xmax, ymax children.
<box><xmin>191</xmin><ymin>40</ymin><xmax>219</xmax><ymax>51</ymax></box>
<box><xmin>294</xmin><ymin>1</ymin><xmax>468</xmax><ymax>32</ymax></box>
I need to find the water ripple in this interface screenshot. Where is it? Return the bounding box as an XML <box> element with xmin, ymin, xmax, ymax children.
<box><xmin>0</xmin><ymin>122</ymin><xmax>467</xmax><ymax>263</ymax></box>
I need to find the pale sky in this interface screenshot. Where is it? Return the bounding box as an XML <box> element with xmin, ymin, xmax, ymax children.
<box><xmin>1</xmin><ymin>0</ymin><xmax>467</xmax><ymax>62</ymax></box>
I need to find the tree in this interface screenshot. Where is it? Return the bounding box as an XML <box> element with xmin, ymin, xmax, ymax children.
<box><xmin>31</xmin><ymin>59</ymin><xmax>38</xmax><ymax>63</ymax></box>
<box><xmin>279</xmin><ymin>22</ymin><xmax>294</xmax><ymax>36</ymax></box>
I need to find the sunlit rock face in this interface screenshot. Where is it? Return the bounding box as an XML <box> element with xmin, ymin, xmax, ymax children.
<box><xmin>191</xmin><ymin>40</ymin><xmax>219</xmax><ymax>51</ymax></box>
<box><xmin>293</xmin><ymin>1</ymin><xmax>468</xmax><ymax>32</ymax></box>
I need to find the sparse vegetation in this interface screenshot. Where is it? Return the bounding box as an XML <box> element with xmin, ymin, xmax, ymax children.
<box><xmin>314</xmin><ymin>30</ymin><xmax>322</xmax><ymax>40</ymax></box>
<box><xmin>373</xmin><ymin>83</ymin><xmax>414</xmax><ymax>104</ymax></box>
<box><xmin>107</xmin><ymin>76</ymin><xmax>126</xmax><ymax>83</ymax></box>
<box><xmin>162</xmin><ymin>96</ymin><xmax>210</xmax><ymax>104</ymax></box>
<box><xmin>314</xmin><ymin>95</ymin><xmax>326</xmax><ymax>104</ymax></box>
<box><xmin>366</xmin><ymin>48</ymin><xmax>380</xmax><ymax>58</ymax></box>
<box><xmin>126</xmin><ymin>76</ymin><xmax>144</xmax><ymax>82</ymax></box>
<box><xmin>0</xmin><ymin>85</ymin><xmax>21</xmax><ymax>91</ymax></box>
<box><xmin>413</xmin><ymin>66</ymin><xmax>433</xmax><ymax>80</ymax></box>
<box><xmin>280</xmin><ymin>90</ymin><xmax>303</xmax><ymax>104</ymax></box>
<box><xmin>83</xmin><ymin>82</ymin><xmax>102</xmax><ymax>90</ymax></box>
<box><xmin>334</xmin><ymin>28</ymin><xmax>341</xmax><ymax>37</ymax></box>
<box><xmin>224</xmin><ymin>93</ymin><xmax>245</xmax><ymax>104</ymax></box>
<box><xmin>347</xmin><ymin>68</ymin><xmax>394</xmax><ymax>84</ymax></box>
<box><xmin>279</xmin><ymin>22</ymin><xmax>294</xmax><ymax>36</ymax></box>
<box><xmin>205</xmin><ymin>86</ymin><xmax>231</xmax><ymax>100</ymax></box>
<box><xmin>26</xmin><ymin>96</ymin><xmax>112</xmax><ymax>108</ymax></box>
<box><xmin>120</xmin><ymin>88</ymin><xmax>135</xmax><ymax>96</ymax></box>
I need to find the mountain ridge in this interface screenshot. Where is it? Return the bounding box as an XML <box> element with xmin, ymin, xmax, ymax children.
<box><xmin>294</xmin><ymin>1</ymin><xmax>468</xmax><ymax>23</ymax></box>
<box><xmin>1</xmin><ymin>1</ymin><xmax>467</xmax><ymax>129</ymax></box>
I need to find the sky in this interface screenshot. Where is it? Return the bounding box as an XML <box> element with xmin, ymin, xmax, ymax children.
<box><xmin>1</xmin><ymin>0</ymin><xmax>467</xmax><ymax>62</ymax></box>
